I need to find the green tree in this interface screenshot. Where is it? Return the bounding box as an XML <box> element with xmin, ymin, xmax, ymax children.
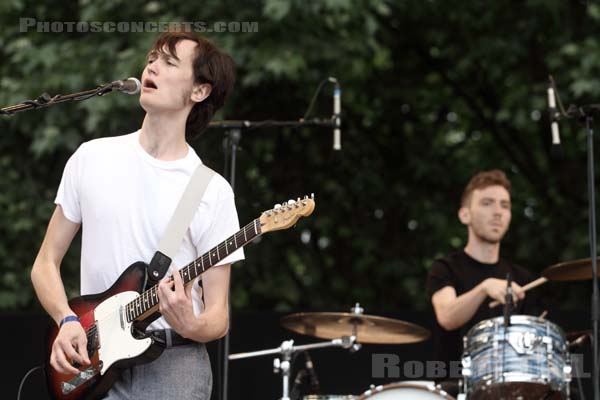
<box><xmin>1</xmin><ymin>0</ymin><xmax>599</xmax><ymax>314</ymax></box>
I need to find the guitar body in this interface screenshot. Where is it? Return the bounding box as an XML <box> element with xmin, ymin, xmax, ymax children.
<box><xmin>43</xmin><ymin>196</ymin><xmax>315</xmax><ymax>399</ymax></box>
<box><xmin>45</xmin><ymin>262</ymin><xmax>164</xmax><ymax>400</ymax></box>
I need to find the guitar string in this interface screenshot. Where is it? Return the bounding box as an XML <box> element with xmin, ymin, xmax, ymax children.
<box><xmin>81</xmin><ymin>220</ymin><xmax>262</xmax><ymax>339</ymax></box>
<box><xmin>75</xmin><ymin>204</ymin><xmax>309</xmax><ymax>355</ymax></box>
<box><xmin>124</xmin><ymin>221</ymin><xmax>260</xmax><ymax>321</ymax></box>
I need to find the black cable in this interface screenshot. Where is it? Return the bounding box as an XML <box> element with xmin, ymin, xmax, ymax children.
<box><xmin>290</xmin><ymin>369</ymin><xmax>307</xmax><ymax>400</ymax></box>
<box><xmin>17</xmin><ymin>364</ymin><xmax>44</xmax><ymax>400</ymax></box>
<box><xmin>302</xmin><ymin>77</ymin><xmax>338</xmax><ymax>120</ymax></box>
<box><xmin>288</xmin><ymin>350</ymin><xmax>306</xmax><ymax>399</ymax></box>
<box><xmin>304</xmin><ymin>351</ymin><xmax>320</xmax><ymax>393</ymax></box>
<box><xmin>549</xmin><ymin>75</ymin><xmax>569</xmax><ymax>117</ymax></box>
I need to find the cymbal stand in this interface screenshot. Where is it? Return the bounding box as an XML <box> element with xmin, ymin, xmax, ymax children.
<box><xmin>229</xmin><ymin>335</ymin><xmax>359</xmax><ymax>400</ymax></box>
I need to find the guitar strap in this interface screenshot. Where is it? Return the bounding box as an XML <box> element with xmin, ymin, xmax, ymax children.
<box><xmin>147</xmin><ymin>163</ymin><xmax>215</xmax><ymax>285</ymax></box>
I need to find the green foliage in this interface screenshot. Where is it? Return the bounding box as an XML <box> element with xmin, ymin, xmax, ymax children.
<box><xmin>1</xmin><ymin>0</ymin><xmax>600</xmax><ymax>314</ymax></box>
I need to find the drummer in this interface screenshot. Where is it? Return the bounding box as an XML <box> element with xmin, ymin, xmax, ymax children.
<box><xmin>427</xmin><ymin>169</ymin><xmax>536</xmax><ymax>381</ymax></box>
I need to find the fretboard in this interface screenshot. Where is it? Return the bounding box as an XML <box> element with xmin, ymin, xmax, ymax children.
<box><xmin>125</xmin><ymin>218</ymin><xmax>261</xmax><ymax>322</ymax></box>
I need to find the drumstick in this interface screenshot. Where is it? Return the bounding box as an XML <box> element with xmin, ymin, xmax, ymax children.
<box><xmin>488</xmin><ymin>277</ymin><xmax>548</xmax><ymax>308</ymax></box>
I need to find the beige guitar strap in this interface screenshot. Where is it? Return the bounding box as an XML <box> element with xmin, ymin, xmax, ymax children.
<box><xmin>147</xmin><ymin>163</ymin><xmax>215</xmax><ymax>283</ymax></box>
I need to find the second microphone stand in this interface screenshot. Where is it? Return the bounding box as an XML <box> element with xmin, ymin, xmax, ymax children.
<box><xmin>557</xmin><ymin>103</ymin><xmax>600</xmax><ymax>400</ymax></box>
<box><xmin>211</xmin><ymin>117</ymin><xmax>339</xmax><ymax>400</ymax></box>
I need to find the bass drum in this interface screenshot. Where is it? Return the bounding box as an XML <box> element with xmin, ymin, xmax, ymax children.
<box><xmin>358</xmin><ymin>381</ymin><xmax>456</xmax><ymax>399</ymax></box>
<box><xmin>303</xmin><ymin>397</ymin><xmax>357</xmax><ymax>399</ymax></box>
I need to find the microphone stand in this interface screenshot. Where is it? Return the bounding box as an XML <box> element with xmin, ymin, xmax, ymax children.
<box><xmin>228</xmin><ymin>336</ymin><xmax>358</xmax><ymax>400</ymax></box>
<box><xmin>583</xmin><ymin>112</ymin><xmax>600</xmax><ymax>400</ymax></box>
<box><xmin>502</xmin><ymin>273</ymin><xmax>512</xmax><ymax>389</ymax></box>
<box><xmin>208</xmin><ymin>117</ymin><xmax>339</xmax><ymax>400</ymax></box>
<box><xmin>0</xmin><ymin>83</ymin><xmax>125</xmax><ymax>115</ymax></box>
<box><xmin>503</xmin><ymin>272</ymin><xmax>513</xmax><ymax>329</ymax></box>
<box><xmin>558</xmin><ymin>103</ymin><xmax>600</xmax><ymax>400</ymax></box>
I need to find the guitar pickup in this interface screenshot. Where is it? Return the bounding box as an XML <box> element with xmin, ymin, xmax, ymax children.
<box><xmin>119</xmin><ymin>306</ymin><xmax>125</xmax><ymax>330</ymax></box>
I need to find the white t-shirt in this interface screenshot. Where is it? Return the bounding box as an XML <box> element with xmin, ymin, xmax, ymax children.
<box><xmin>55</xmin><ymin>130</ymin><xmax>244</xmax><ymax>330</ymax></box>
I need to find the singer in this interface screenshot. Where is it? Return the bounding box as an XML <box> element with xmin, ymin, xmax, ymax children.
<box><xmin>30</xmin><ymin>31</ymin><xmax>244</xmax><ymax>400</ymax></box>
<box><xmin>426</xmin><ymin>170</ymin><xmax>537</xmax><ymax>391</ymax></box>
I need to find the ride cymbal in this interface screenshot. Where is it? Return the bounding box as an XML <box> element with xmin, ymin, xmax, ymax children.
<box><xmin>541</xmin><ymin>257</ymin><xmax>600</xmax><ymax>281</ymax></box>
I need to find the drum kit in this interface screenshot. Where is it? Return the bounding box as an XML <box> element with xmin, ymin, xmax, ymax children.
<box><xmin>229</xmin><ymin>258</ymin><xmax>597</xmax><ymax>399</ymax></box>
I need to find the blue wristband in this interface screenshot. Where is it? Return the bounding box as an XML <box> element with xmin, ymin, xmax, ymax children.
<box><xmin>59</xmin><ymin>315</ymin><xmax>79</xmax><ymax>328</ymax></box>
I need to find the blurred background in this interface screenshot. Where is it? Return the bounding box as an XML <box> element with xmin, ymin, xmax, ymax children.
<box><xmin>2</xmin><ymin>0</ymin><xmax>600</xmax><ymax>398</ymax></box>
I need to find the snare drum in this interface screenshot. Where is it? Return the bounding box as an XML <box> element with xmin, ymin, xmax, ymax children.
<box><xmin>358</xmin><ymin>381</ymin><xmax>455</xmax><ymax>399</ymax></box>
<box><xmin>462</xmin><ymin>315</ymin><xmax>571</xmax><ymax>399</ymax></box>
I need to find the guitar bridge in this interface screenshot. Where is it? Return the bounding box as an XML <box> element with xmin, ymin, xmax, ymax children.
<box><xmin>61</xmin><ymin>362</ymin><xmax>103</xmax><ymax>395</ymax></box>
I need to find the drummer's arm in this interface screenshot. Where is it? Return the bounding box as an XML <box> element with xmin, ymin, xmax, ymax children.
<box><xmin>432</xmin><ymin>279</ymin><xmax>525</xmax><ymax>330</ymax></box>
<box><xmin>431</xmin><ymin>285</ymin><xmax>488</xmax><ymax>331</ymax></box>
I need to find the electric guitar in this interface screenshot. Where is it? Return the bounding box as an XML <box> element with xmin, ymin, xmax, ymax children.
<box><xmin>45</xmin><ymin>196</ymin><xmax>315</xmax><ymax>400</ymax></box>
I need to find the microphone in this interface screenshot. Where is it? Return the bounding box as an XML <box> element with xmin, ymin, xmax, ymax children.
<box><xmin>547</xmin><ymin>86</ymin><xmax>563</xmax><ymax>159</ymax></box>
<box><xmin>110</xmin><ymin>77</ymin><xmax>141</xmax><ymax>95</ymax></box>
<box><xmin>304</xmin><ymin>351</ymin><xmax>320</xmax><ymax>393</ymax></box>
<box><xmin>329</xmin><ymin>77</ymin><xmax>342</xmax><ymax>151</ymax></box>
<box><xmin>504</xmin><ymin>272</ymin><xmax>513</xmax><ymax>328</ymax></box>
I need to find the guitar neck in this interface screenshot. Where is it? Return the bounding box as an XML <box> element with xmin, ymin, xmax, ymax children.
<box><xmin>125</xmin><ymin>218</ymin><xmax>262</xmax><ymax>322</ymax></box>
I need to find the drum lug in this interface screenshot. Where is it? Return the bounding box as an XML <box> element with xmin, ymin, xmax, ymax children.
<box><xmin>461</xmin><ymin>356</ymin><xmax>472</xmax><ymax>377</ymax></box>
<box><xmin>564</xmin><ymin>364</ymin><xmax>572</xmax><ymax>382</ymax></box>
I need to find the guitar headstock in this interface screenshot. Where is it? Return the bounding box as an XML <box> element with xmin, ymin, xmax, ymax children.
<box><xmin>259</xmin><ymin>194</ymin><xmax>315</xmax><ymax>233</ymax></box>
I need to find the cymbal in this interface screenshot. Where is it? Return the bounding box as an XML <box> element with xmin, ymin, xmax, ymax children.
<box><xmin>541</xmin><ymin>257</ymin><xmax>600</xmax><ymax>281</ymax></box>
<box><xmin>280</xmin><ymin>308</ymin><xmax>431</xmax><ymax>345</ymax></box>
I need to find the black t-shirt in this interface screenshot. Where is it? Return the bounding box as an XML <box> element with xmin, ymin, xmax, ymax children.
<box><xmin>426</xmin><ymin>250</ymin><xmax>536</xmax><ymax>375</ymax></box>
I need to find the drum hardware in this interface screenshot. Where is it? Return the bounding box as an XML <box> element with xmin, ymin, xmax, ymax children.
<box><xmin>229</xmin><ymin>335</ymin><xmax>358</xmax><ymax>400</ymax></box>
<box><xmin>275</xmin><ymin>303</ymin><xmax>431</xmax><ymax>399</ymax></box>
<box><xmin>230</xmin><ymin>304</ymin><xmax>442</xmax><ymax>399</ymax></box>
